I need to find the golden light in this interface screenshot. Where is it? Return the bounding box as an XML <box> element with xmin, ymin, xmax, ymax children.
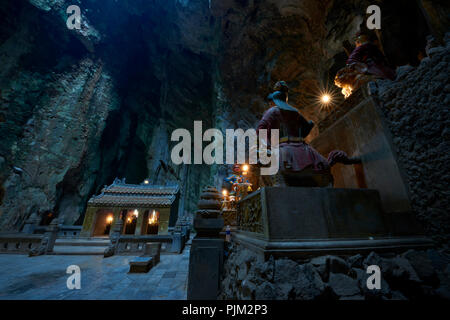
<box><xmin>242</xmin><ymin>164</ymin><xmax>249</xmax><ymax>172</ymax></box>
<box><xmin>222</xmin><ymin>189</ymin><xmax>228</xmax><ymax>196</ymax></box>
<box><xmin>148</xmin><ymin>210</ymin><xmax>158</xmax><ymax>225</ymax></box>
<box><xmin>127</xmin><ymin>217</ymin><xmax>132</xmax><ymax>223</ymax></box>
<box><xmin>317</xmin><ymin>89</ymin><xmax>338</xmax><ymax>112</ymax></box>
<box><xmin>144</xmin><ymin>179</ymin><xmax>149</xmax><ymax>184</ymax></box>
<box><xmin>341</xmin><ymin>85</ymin><xmax>353</xmax><ymax>99</ymax></box>
<box><xmin>321</xmin><ymin>94</ymin><xmax>331</xmax><ymax>104</ymax></box>
<box><xmin>106</xmin><ymin>215</ymin><xmax>113</xmax><ymax>224</ymax></box>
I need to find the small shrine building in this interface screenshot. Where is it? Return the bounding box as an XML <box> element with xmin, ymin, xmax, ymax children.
<box><xmin>80</xmin><ymin>178</ymin><xmax>180</xmax><ymax>237</ymax></box>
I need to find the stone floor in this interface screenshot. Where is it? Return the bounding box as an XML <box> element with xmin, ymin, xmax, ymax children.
<box><xmin>0</xmin><ymin>245</ymin><xmax>190</xmax><ymax>300</ymax></box>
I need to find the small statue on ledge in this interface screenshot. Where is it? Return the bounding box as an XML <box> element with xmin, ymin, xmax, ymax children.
<box><xmin>256</xmin><ymin>81</ymin><xmax>359</xmax><ymax>187</ymax></box>
<box><xmin>223</xmin><ymin>164</ymin><xmax>252</xmax><ymax>204</ymax></box>
<box><xmin>335</xmin><ymin>32</ymin><xmax>396</xmax><ymax>98</ymax></box>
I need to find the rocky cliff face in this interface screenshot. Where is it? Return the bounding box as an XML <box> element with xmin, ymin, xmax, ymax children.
<box><xmin>375</xmin><ymin>36</ymin><xmax>450</xmax><ymax>244</ymax></box>
<box><xmin>0</xmin><ymin>0</ymin><xmax>448</xmax><ymax>236</ymax></box>
<box><xmin>0</xmin><ymin>0</ymin><xmax>217</xmax><ymax>229</ymax></box>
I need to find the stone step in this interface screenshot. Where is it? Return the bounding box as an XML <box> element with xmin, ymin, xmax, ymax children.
<box><xmin>49</xmin><ymin>245</ymin><xmax>108</xmax><ymax>255</ymax></box>
<box><xmin>55</xmin><ymin>238</ymin><xmax>110</xmax><ymax>247</ymax></box>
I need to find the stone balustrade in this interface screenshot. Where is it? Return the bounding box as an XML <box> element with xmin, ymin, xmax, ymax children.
<box><xmin>0</xmin><ymin>234</ymin><xmax>43</xmax><ymax>254</ymax></box>
<box><xmin>57</xmin><ymin>225</ymin><xmax>83</xmax><ymax>238</ymax></box>
<box><xmin>113</xmin><ymin>233</ymin><xmax>189</xmax><ymax>255</ymax></box>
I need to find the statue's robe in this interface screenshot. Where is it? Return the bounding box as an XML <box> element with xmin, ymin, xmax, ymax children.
<box><xmin>256</xmin><ymin>105</ymin><xmax>330</xmax><ymax>175</ymax></box>
<box><xmin>347</xmin><ymin>42</ymin><xmax>396</xmax><ymax>80</ymax></box>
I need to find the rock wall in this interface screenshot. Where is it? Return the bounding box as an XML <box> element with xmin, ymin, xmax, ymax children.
<box><xmin>374</xmin><ymin>34</ymin><xmax>450</xmax><ymax>244</ymax></box>
<box><xmin>220</xmin><ymin>243</ymin><xmax>450</xmax><ymax>300</ymax></box>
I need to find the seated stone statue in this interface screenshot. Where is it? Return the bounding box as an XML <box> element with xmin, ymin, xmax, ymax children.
<box><xmin>256</xmin><ymin>81</ymin><xmax>358</xmax><ymax>187</ymax></box>
<box><xmin>335</xmin><ymin>32</ymin><xmax>396</xmax><ymax>97</ymax></box>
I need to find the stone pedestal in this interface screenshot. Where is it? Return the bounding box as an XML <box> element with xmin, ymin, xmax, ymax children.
<box><xmin>187</xmin><ymin>186</ymin><xmax>225</xmax><ymax>300</ymax></box>
<box><xmin>170</xmin><ymin>233</ymin><xmax>184</xmax><ymax>253</ymax></box>
<box><xmin>235</xmin><ymin>187</ymin><xmax>433</xmax><ymax>259</ymax></box>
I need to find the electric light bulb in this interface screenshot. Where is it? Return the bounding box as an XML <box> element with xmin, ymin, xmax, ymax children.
<box><xmin>321</xmin><ymin>94</ymin><xmax>331</xmax><ymax>104</ymax></box>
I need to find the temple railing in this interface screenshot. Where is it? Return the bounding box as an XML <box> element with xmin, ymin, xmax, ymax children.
<box><xmin>0</xmin><ymin>234</ymin><xmax>43</xmax><ymax>254</ymax></box>
<box><xmin>114</xmin><ymin>229</ymin><xmax>189</xmax><ymax>255</ymax></box>
<box><xmin>115</xmin><ymin>235</ymin><xmax>172</xmax><ymax>255</ymax></box>
<box><xmin>57</xmin><ymin>225</ymin><xmax>82</xmax><ymax>238</ymax></box>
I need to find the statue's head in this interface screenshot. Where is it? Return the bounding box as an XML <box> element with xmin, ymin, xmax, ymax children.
<box><xmin>232</xmin><ymin>164</ymin><xmax>242</xmax><ymax>174</ymax></box>
<box><xmin>272</xmin><ymin>81</ymin><xmax>289</xmax><ymax>102</ymax></box>
<box><xmin>354</xmin><ymin>31</ymin><xmax>369</xmax><ymax>47</ymax></box>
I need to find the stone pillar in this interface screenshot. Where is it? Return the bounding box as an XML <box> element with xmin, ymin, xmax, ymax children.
<box><xmin>80</xmin><ymin>206</ymin><xmax>97</xmax><ymax>237</ymax></box>
<box><xmin>22</xmin><ymin>212</ymin><xmax>39</xmax><ymax>234</ymax></box>
<box><xmin>187</xmin><ymin>186</ymin><xmax>224</xmax><ymax>300</ymax></box>
<box><xmin>158</xmin><ymin>208</ymin><xmax>171</xmax><ymax>235</ymax></box>
<box><xmin>134</xmin><ymin>208</ymin><xmax>145</xmax><ymax>236</ymax></box>
<box><xmin>109</xmin><ymin>208</ymin><xmax>122</xmax><ymax>236</ymax></box>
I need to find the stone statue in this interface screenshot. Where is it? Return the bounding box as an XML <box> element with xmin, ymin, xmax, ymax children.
<box><xmin>335</xmin><ymin>32</ymin><xmax>396</xmax><ymax>97</ymax></box>
<box><xmin>104</xmin><ymin>219</ymin><xmax>123</xmax><ymax>258</ymax></box>
<box><xmin>29</xmin><ymin>218</ymin><xmax>59</xmax><ymax>257</ymax></box>
<box><xmin>256</xmin><ymin>81</ymin><xmax>358</xmax><ymax>187</ymax></box>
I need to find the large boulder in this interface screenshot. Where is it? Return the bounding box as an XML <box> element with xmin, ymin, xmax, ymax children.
<box><xmin>328</xmin><ymin>273</ymin><xmax>360</xmax><ymax>297</ymax></box>
<box><xmin>291</xmin><ymin>263</ymin><xmax>326</xmax><ymax>300</ymax></box>
<box><xmin>402</xmin><ymin>250</ymin><xmax>439</xmax><ymax>286</ymax></box>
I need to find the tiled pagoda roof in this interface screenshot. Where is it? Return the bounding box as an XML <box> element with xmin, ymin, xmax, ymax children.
<box><xmin>87</xmin><ymin>179</ymin><xmax>179</xmax><ymax>208</ymax></box>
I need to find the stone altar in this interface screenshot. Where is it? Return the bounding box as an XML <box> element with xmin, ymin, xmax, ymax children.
<box><xmin>234</xmin><ymin>187</ymin><xmax>433</xmax><ymax>260</ymax></box>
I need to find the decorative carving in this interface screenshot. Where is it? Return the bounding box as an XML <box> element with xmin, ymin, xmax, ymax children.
<box><xmin>222</xmin><ymin>209</ymin><xmax>237</xmax><ymax>227</ymax></box>
<box><xmin>237</xmin><ymin>192</ymin><xmax>263</xmax><ymax>234</ymax></box>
